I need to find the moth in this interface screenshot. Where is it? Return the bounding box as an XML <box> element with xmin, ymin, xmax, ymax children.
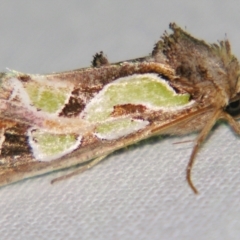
<box><xmin>0</xmin><ymin>23</ymin><xmax>239</xmax><ymax>194</ymax></box>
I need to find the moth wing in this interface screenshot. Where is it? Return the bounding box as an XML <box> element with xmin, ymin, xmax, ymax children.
<box><xmin>0</xmin><ymin>105</ymin><xmax>214</xmax><ymax>187</ymax></box>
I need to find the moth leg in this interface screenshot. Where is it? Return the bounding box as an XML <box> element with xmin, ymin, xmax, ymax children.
<box><xmin>51</xmin><ymin>155</ymin><xmax>108</xmax><ymax>184</ymax></box>
<box><xmin>220</xmin><ymin>112</ymin><xmax>240</xmax><ymax>134</ymax></box>
<box><xmin>187</xmin><ymin>110</ymin><xmax>222</xmax><ymax>194</ymax></box>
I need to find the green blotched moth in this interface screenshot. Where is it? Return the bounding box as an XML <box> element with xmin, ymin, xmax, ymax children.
<box><xmin>0</xmin><ymin>23</ymin><xmax>240</xmax><ymax>194</ymax></box>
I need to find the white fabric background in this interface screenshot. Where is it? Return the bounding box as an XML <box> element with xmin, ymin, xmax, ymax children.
<box><xmin>0</xmin><ymin>1</ymin><xmax>240</xmax><ymax>239</ymax></box>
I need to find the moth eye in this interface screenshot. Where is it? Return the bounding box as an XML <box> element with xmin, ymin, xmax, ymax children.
<box><xmin>226</xmin><ymin>99</ymin><xmax>240</xmax><ymax>116</ymax></box>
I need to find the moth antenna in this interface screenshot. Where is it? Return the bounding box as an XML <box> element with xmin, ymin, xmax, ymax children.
<box><xmin>186</xmin><ymin>110</ymin><xmax>222</xmax><ymax>194</ymax></box>
<box><xmin>51</xmin><ymin>155</ymin><xmax>108</xmax><ymax>184</ymax></box>
<box><xmin>173</xmin><ymin>139</ymin><xmax>193</xmax><ymax>145</ymax></box>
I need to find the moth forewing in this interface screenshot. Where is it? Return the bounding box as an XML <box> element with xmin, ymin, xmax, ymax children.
<box><xmin>0</xmin><ymin>23</ymin><xmax>240</xmax><ymax>194</ymax></box>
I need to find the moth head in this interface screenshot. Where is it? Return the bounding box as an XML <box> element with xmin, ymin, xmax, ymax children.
<box><xmin>235</xmin><ymin>72</ymin><xmax>240</xmax><ymax>96</ymax></box>
<box><xmin>226</xmin><ymin>73</ymin><xmax>240</xmax><ymax>117</ymax></box>
<box><xmin>226</xmin><ymin>99</ymin><xmax>240</xmax><ymax>117</ymax></box>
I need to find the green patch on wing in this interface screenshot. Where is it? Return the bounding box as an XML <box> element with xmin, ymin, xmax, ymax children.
<box><xmin>96</xmin><ymin>118</ymin><xmax>137</xmax><ymax>134</ymax></box>
<box><xmin>85</xmin><ymin>74</ymin><xmax>190</xmax><ymax>122</ymax></box>
<box><xmin>96</xmin><ymin>117</ymin><xmax>148</xmax><ymax>140</ymax></box>
<box><xmin>25</xmin><ymin>82</ymin><xmax>69</xmax><ymax>113</ymax></box>
<box><xmin>30</xmin><ymin>129</ymin><xmax>81</xmax><ymax>161</ymax></box>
